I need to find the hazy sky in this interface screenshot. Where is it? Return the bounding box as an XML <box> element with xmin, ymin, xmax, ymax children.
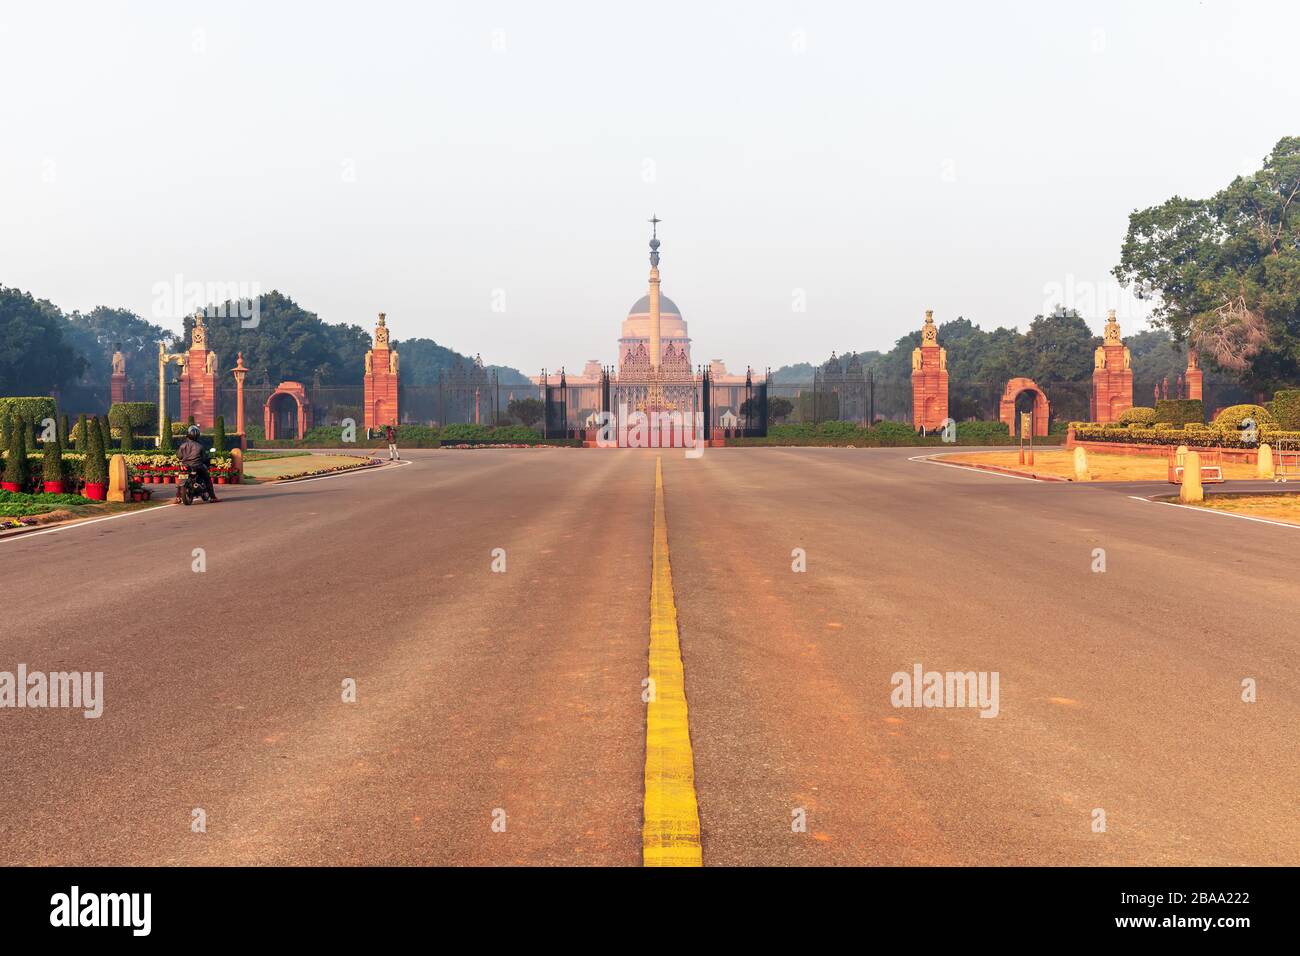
<box><xmin>2</xmin><ymin>1</ymin><xmax>1296</xmax><ymax>373</ymax></box>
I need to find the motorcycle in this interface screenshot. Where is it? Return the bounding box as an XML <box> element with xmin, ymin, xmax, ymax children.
<box><xmin>178</xmin><ymin>461</ymin><xmax>215</xmax><ymax>506</ymax></box>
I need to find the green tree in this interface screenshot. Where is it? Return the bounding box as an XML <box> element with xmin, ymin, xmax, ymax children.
<box><xmin>0</xmin><ymin>286</ymin><xmax>86</xmax><ymax>394</ymax></box>
<box><xmin>72</xmin><ymin>413</ymin><xmax>87</xmax><ymax>449</ymax></box>
<box><xmin>63</xmin><ymin>306</ymin><xmax>172</xmax><ymax>392</ymax></box>
<box><xmin>767</xmin><ymin>396</ymin><xmax>794</xmax><ymax>422</ymax></box>
<box><xmin>507</xmin><ymin>397</ymin><xmax>544</xmax><ymax>428</ymax></box>
<box><xmin>99</xmin><ymin>417</ymin><xmax>112</xmax><ymax>455</ymax></box>
<box><xmin>1114</xmin><ymin>136</ymin><xmax>1300</xmax><ymax>391</ymax></box>
<box><xmin>120</xmin><ymin>423</ymin><xmax>135</xmax><ymax>452</ymax></box>
<box><xmin>213</xmin><ymin>416</ymin><xmax>226</xmax><ymax>454</ymax></box>
<box><xmin>159</xmin><ymin>414</ymin><xmax>173</xmax><ymax>450</ymax></box>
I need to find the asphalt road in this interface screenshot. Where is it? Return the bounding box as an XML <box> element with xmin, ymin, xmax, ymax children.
<box><xmin>1</xmin><ymin>447</ymin><xmax>1296</xmax><ymax>865</ymax></box>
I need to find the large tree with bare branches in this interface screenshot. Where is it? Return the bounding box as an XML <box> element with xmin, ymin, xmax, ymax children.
<box><xmin>1113</xmin><ymin>136</ymin><xmax>1300</xmax><ymax>393</ymax></box>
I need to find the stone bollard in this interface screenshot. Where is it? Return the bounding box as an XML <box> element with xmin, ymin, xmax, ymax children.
<box><xmin>1257</xmin><ymin>442</ymin><xmax>1275</xmax><ymax>480</ymax></box>
<box><xmin>230</xmin><ymin>447</ymin><xmax>243</xmax><ymax>484</ymax></box>
<box><xmin>107</xmin><ymin>454</ymin><xmax>128</xmax><ymax>503</ymax></box>
<box><xmin>1073</xmin><ymin>446</ymin><xmax>1091</xmax><ymax>481</ymax></box>
<box><xmin>1180</xmin><ymin>451</ymin><xmax>1204</xmax><ymax>503</ymax></box>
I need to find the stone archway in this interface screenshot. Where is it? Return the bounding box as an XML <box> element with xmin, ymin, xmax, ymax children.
<box><xmin>263</xmin><ymin>382</ymin><xmax>310</xmax><ymax>440</ymax></box>
<box><xmin>999</xmin><ymin>377</ymin><xmax>1049</xmax><ymax>437</ymax></box>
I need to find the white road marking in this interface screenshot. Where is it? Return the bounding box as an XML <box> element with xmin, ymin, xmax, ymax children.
<box><xmin>1</xmin><ymin>459</ymin><xmax>412</xmax><ymax>543</ymax></box>
<box><xmin>0</xmin><ymin>501</ymin><xmax>176</xmax><ymax>543</ymax></box>
<box><xmin>1129</xmin><ymin>495</ymin><xmax>1300</xmax><ymax>530</ymax></box>
<box><xmin>908</xmin><ymin>454</ymin><xmax>1044</xmax><ymax>482</ymax></box>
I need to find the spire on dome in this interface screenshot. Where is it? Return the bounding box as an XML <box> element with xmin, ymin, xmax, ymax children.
<box><xmin>648</xmin><ymin>214</ymin><xmax>661</xmax><ymax>268</ymax></box>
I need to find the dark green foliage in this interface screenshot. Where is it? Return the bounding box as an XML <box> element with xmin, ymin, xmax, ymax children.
<box><xmin>213</xmin><ymin>417</ymin><xmax>226</xmax><ymax>455</ymax></box>
<box><xmin>42</xmin><ymin>428</ymin><xmax>65</xmax><ymax>484</ymax></box>
<box><xmin>0</xmin><ymin>288</ymin><xmax>86</xmax><ymax>393</ymax></box>
<box><xmin>159</xmin><ymin>415</ymin><xmax>173</xmax><ymax>450</ymax></box>
<box><xmin>107</xmin><ymin>402</ymin><xmax>158</xmax><ymax>433</ymax></box>
<box><xmin>1153</xmin><ymin>399</ymin><xmax>1204</xmax><ymax>426</ymax></box>
<box><xmin>507</xmin><ymin>397</ymin><xmax>544</xmax><ymax>427</ymax></box>
<box><xmin>83</xmin><ymin>417</ymin><xmax>107</xmax><ymax>484</ymax></box>
<box><xmin>1114</xmin><ymin>136</ymin><xmax>1300</xmax><ymax>391</ymax></box>
<box><xmin>72</xmin><ymin>414</ymin><xmax>88</xmax><ymax>449</ymax></box>
<box><xmin>4</xmin><ymin>420</ymin><xmax>29</xmax><ymax>485</ymax></box>
<box><xmin>1272</xmin><ymin>390</ymin><xmax>1300</xmax><ymax>429</ymax></box>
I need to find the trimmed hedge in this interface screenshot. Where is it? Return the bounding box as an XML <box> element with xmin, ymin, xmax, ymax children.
<box><xmin>1118</xmin><ymin>407</ymin><xmax>1157</xmax><ymax>425</ymax></box>
<box><xmin>107</xmin><ymin>402</ymin><xmax>158</xmax><ymax>434</ymax></box>
<box><xmin>1074</xmin><ymin>423</ymin><xmax>1300</xmax><ymax>448</ymax></box>
<box><xmin>1154</xmin><ymin>399</ymin><xmax>1204</xmax><ymax>426</ymax></box>
<box><xmin>0</xmin><ymin>397</ymin><xmax>56</xmax><ymax>425</ymax></box>
<box><xmin>1272</xmin><ymin>390</ymin><xmax>1300</xmax><ymax>430</ymax></box>
<box><xmin>1212</xmin><ymin>404</ymin><xmax>1274</xmax><ymax>431</ymax></box>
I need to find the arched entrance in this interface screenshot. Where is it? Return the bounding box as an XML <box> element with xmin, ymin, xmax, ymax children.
<box><xmin>999</xmin><ymin>377</ymin><xmax>1050</xmax><ymax>437</ymax></box>
<box><xmin>263</xmin><ymin>382</ymin><xmax>311</xmax><ymax>440</ymax></box>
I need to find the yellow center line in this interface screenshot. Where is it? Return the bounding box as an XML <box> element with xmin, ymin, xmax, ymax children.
<box><xmin>642</xmin><ymin>456</ymin><xmax>703</xmax><ymax>866</ymax></box>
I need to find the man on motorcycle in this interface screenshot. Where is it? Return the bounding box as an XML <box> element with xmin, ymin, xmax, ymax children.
<box><xmin>176</xmin><ymin>425</ymin><xmax>219</xmax><ymax>502</ymax></box>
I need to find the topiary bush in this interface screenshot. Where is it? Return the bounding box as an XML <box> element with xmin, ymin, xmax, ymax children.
<box><xmin>1118</xmin><ymin>406</ymin><xmax>1157</xmax><ymax>425</ymax></box>
<box><xmin>1213</xmin><ymin>404</ymin><xmax>1275</xmax><ymax>431</ymax></box>
<box><xmin>5</xmin><ymin>420</ymin><xmax>30</xmax><ymax>488</ymax></box>
<box><xmin>42</xmin><ymin>429</ymin><xmax>65</xmax><ymax>485</ymax></box>
<box><xmin>84</xmin><ymin>418</ymin><xmax>107</xmax><ymax>485</ymax></box>
<box><xmin>1154</xmin><ymin>399</ymin><xmax>1204</xmax><ymax>426</ymax></box>
<box><xmin>0</xmin><ymin>397</ymin><xmax>56</xmax><ymax>426</ymax></box>
<box><xmin>213</xmin><ymin>416</ymin><xmax>226</xmax><ymax>455</ymax></box>
<box><xmin>1272</xmin><ymin>390</ymin><xmax>1300</xmax><ymax>430</ymax></box>
<box><xmin>107</xmin><ymin>402</ymin><xmax>159</xmax><ymax>437</ymax></box>
<box><xmin>159</xmin><ymin>415</ymin><xmax>173</xmax><ymax>450</ymax></box>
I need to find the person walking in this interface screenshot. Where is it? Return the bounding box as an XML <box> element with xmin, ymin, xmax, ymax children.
<box><xmin>385</xmin><ymin>424</ymin><xmax>399</xmax><ymax>461</ymax></box>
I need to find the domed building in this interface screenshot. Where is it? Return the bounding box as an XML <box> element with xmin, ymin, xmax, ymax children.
<box><xmin>532</xmin><ymin>220</ymin><xmax>762</xmax><ymax>427</ymax></box>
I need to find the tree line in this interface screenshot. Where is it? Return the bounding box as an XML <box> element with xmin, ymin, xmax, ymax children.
<box><xmin>0</xmin><ymin>287</ymin><xmax>532</xmax><ymax>396</ymax></box>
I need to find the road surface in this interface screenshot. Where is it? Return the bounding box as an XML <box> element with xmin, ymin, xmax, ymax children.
<box><xmin>1</xmin><ymin>447</ymin><xmax>1296</xmax><ymax>865</ymax></box>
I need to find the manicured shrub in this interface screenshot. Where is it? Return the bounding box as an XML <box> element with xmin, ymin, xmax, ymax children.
<box><xmin>84</xmin><ymin>418</ymin><xmax>107</xmax><ymax>485</ymax></box>
<box><xmin>0</xmin><ymin>397</ymin><xmax>56</xmax><ymax>426</ymax></box>
<box><xmin>120</xmin><ymin>424</ymin><xmax>135</xmax><ymax>451</ymax></box>
<box><xmin>213</xmin><ymin>416</ymin><xmax>226</xmax><ymax>455</ymax></box>
<box><xmin>71</xmin><ymin>414</ymin><xmax>88</xmax><ymax>449</ymax></box>
<box><xmin>59</xmin><ymin>414</ymin><xmax>69</xmax><ymax>445</ymax></box>
<box><xmin>816</xmin><ymin>420</ymin><xmax>861</xmax><ymax>439</ymax></box>
<box><xmin>1154</xmin><ymin>398</ymin><xmax>1204</xmax><ymax>426</ymax></box>
<box><xmin>42</xmin><ymin>429</ymin><xmax>65</xmax><ymax>484</ymax></box>
<box><xmin>107</xmin><ymin>402</ymin><xmax>159</xmax><ymax>436</ymax></box>
<box><xmin>872</xmin><ymin>420</ymin><xmax>919</xmax><ymax>443</ymax></box>
<box><xmin>159</xmin><ymin>415</ymin><xmax>173</xmax><ymax>450</ymax></box>
<box><xmin>1272</xmin><ymin>390</ymin><xmax>1300</xmax><ymax>430</ymax></box>
<box><xmin>4</xmin><ymin>421</ymin><xmax>29</xmax><ymax>487</ymax></box>
<box><xmin>1213</xmin><ymin>404</ymin><xmax>1275</xmax><ymax>431</ymax></box>
<box><xmin>1118</xmin><ymin>406</ymin><xmax>1157</xmax><ymax>425</ymax></box>
<box><xmin>956</xmin><ymin>420</ymin><xmax>1011</xmax><ymax>440</ymax></box>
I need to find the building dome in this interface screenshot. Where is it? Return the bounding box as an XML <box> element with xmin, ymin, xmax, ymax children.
<box><xmin>627</xmin><ymin>294</ymin><xmax>681</xmax><ymax>316</ymax></box>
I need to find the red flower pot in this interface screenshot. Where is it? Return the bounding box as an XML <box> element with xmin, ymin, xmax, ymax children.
<box><xmin>83</xmin><ymin>482</ymin><xmax>108</xmax><ymax>501</ymax></box>
<box><xmin>43</xmin><ymin>481</ymin><xmax>66</xmax><ymax>494</ymax></box>
<box><xmin>1</xmin><ymin>481</ymin><xmax>21</xmax><ymax>493</ymax></box>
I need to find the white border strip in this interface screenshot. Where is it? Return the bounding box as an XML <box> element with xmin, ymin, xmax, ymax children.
<box><xmin>908</xmin><ymin>454</ymin><xmax>1044</xmax><ymax>482</ymax></box>
<box><xmin>1129</xmin><ymin>495</ymin><xmax>1300</xmax><ymax>531</ymax></box>
<box><xmin>0</xmin><ymin>501</ymin><xmax>176</xmax><ymax>543</ymax></box>
<box><xmin>2</xmin><ymin>458</ymin><xmax>411</xmax><ymax>544</ymax></box>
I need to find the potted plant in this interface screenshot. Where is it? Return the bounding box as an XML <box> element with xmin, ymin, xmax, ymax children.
<box><xmin>42</xmin><ymin>429</ymin><xmax>66</xmax><ymax>494</ymax></box>
<box><xmin>82</xmin><ymin>417</ymin><xmax>108</xmax><ymax>500</ymax></box>
<box><xmin>2</xmin><ymin>418</ymin><xmax>29</xmax><ymax>493</ymax></box>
